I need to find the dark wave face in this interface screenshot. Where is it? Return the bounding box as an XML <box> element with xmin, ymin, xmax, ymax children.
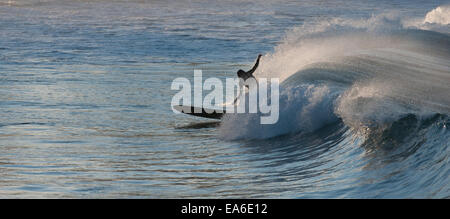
<box><xmin>233</xmin><ymin>114</ymin><xmax>449</xmax><ymax>198</ymax></box>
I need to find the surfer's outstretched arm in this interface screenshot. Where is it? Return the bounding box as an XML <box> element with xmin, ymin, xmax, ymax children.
<box><xmin>246</xmin><ymin>54</ymin><xmax>262</xmax><ymax>75</ymax></box>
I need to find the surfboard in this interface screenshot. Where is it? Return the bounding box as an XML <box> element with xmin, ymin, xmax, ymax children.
<box><xmin>173</xmin><ymin>105</ymin><xmax>225</xmax><ymax>119</ymax></box>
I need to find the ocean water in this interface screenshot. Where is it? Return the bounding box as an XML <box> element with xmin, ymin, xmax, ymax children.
<box><xmin>0</xmin><ymin>0</ymin><xmax>449</xmax><ymax>198</ymax></box>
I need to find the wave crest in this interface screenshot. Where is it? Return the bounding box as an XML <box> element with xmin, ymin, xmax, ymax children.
<box><xmin>424</xmin><ymin>5</ymin><xmax>450</xmax><ymax>25</ymax></box>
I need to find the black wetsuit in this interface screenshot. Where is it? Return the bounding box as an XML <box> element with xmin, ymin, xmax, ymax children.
<box><xmin>237</xmin><ymin>54</ymin><xmax>261</xmax><ymax>81</ymax></box>
<box><xmin>233</xmin><ymin>55</ymin><xmax>262</xmax><ymax>104</ymax></box>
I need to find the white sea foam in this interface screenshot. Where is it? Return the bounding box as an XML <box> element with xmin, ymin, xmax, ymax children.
<box><xmin>424</xmin><ymin>5</ymin><xmax>450</xmax><ymax>25</ymax></box>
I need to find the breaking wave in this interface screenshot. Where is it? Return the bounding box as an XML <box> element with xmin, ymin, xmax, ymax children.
<box><xmin>217</xmin><ymin>6</ymin><xmax>449</xmax><ymax>198</ymax></box>
<box><xmin>220</xmin><ymin>6</ymin><xmax>450</xmax><ymax>140</ymax></box>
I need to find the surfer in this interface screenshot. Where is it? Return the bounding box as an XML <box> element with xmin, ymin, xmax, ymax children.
<box><xmin>233</xmin><ymin>54</ymin><xmax>262</xmax><ymax>104</ymax></box>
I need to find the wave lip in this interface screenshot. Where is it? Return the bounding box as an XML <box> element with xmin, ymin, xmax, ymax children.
<box><xmin>424</xmin><ymin>5</ymin><xmax>450</xmax><ymax>25</ymax></box>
